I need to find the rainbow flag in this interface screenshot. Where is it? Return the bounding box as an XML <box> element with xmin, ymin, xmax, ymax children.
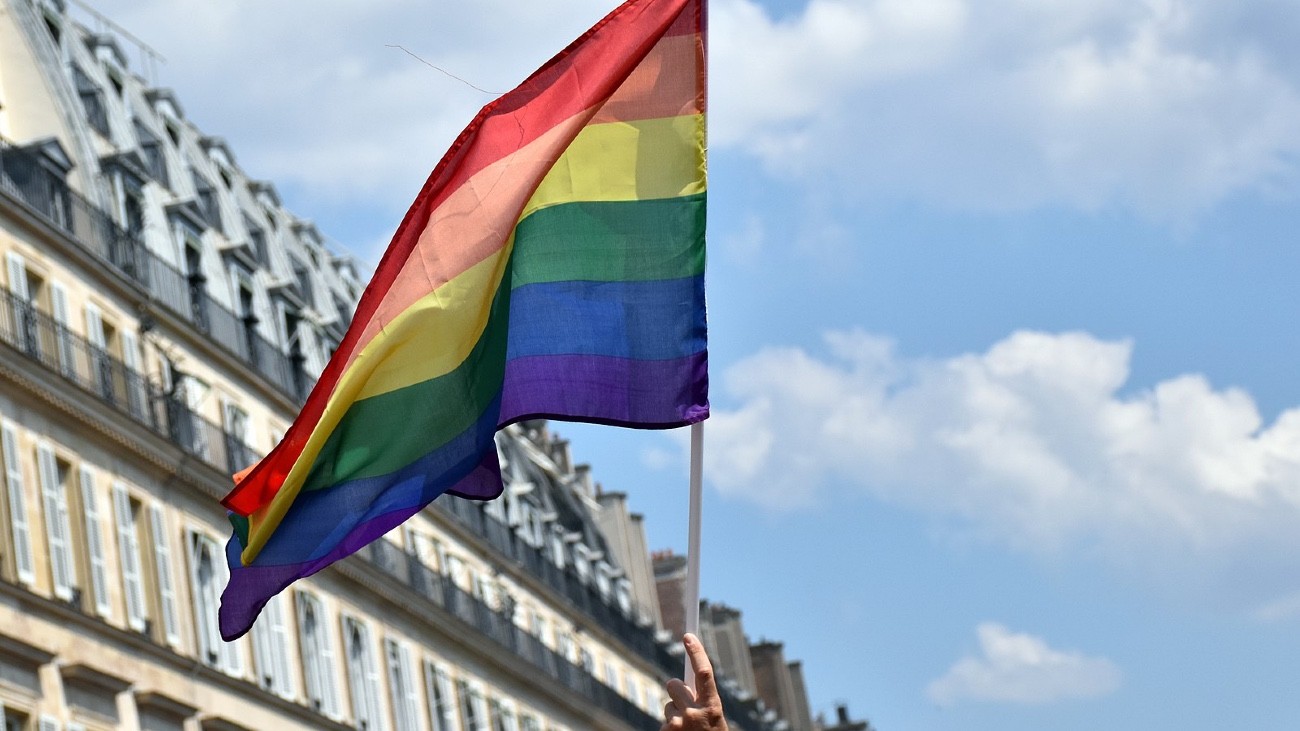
<box><xmin>218</xmin><ymin>0</ymin><xmax>707</xmax><ymax>639</ymax></box>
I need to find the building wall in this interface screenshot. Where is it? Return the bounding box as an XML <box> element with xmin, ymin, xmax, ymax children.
<box><xmin>652</xmin><ymin>551</ymin><xmax>688</xmax><ymax>640</ymax></box>
<box><xmin>700</xmin><ymin>604</ymin><xmax>757</xmax><ymax>698</ymax></box>
<box><xmin>785</xmin><ymin>661</ymin><xmax>814</xmax><ymax>731</ymax></box>
<box><xmin>594</xmin><ymin>492</ymin><xmax>662</xmax><ymax>631</ymax></box>
<box><xmin>750</xmin><ymin>641</ymin><xmax>801</xmax><ymax>730</ymax></box>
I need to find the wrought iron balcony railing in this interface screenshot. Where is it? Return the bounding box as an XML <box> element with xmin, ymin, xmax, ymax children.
<box><xmin>0</xmin><ymin>287</ymin><xmax>260</xmax><ymax>476</ymax></box>
<box><xmin>357</xmin><ymin>537</ymin><xmax>661</xmax><ymax>731</ymax></box>
<box><xmin>0</xmin><ymin>138</ymin><xmax>314</xmax><ymax>404</ymax></box>
<box><xmin>432</xmin><ymin>498</ymin><xmax>674</xmax><ymax>666</ymax></box>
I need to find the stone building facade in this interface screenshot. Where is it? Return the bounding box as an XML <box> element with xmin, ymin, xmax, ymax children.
<box><xmin>0</xmin><ymin>1</ymin><xmax>681</xmax><ymax>729</ymax></box>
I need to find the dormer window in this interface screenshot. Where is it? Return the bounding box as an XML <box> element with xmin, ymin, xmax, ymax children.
<box><xmin>293</xmin><ymin>260</ymin><xmax>315</xmax><ymax>309</ymax></box>
<box><xmin>73</xmin><ymin>65</ymin><xmax>109</xmax><ymax>137</ymax></box>
<box><xmin>192</xmin><ymin>170</ymin><xmax>223</xmax><ymax>233</ymax></box>
<box><xmin>243</xmin><ymin>215</ymin><xmax>269</xmax><ymax>267</ymax></box>
<box><xmin>134</xmin><ymin>121</ymin><xmax>169</xmax><ymax>187</ymax></box>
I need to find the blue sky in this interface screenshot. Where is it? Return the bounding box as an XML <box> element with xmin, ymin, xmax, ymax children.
<box><xmin>82</xmin><ymin>0</ymin><xmax>1300</xmax><ymax>727</ymax></box>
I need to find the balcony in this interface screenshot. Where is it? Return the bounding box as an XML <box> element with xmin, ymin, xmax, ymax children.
<box><xmin>356</xmin><ymin>538</ymin><xmax>660</xmax><ymax>731</ymax></box>
<box><xmin>0</xmin><ymin>137</ymin><xmax>313</xmax><ymax>405</ymax></box>
<box><xmin>432</xmin><ymin>498</ymin><xmax>683</xmax><ymax>674</ymax></box>
<box><xmin>0</xmin><ymin>287</ymin><xmax>260</xmax><ymax>477</ymax></box>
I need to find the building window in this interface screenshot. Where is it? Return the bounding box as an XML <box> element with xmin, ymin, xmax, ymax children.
<box><xmin>296</xmin><ymin>591</ymin><xmax>342</xmax><ymax>719</ymax></box>
<box><xmin>625</xmin><ymin>675</ymin><xmax>640</xmax><ymax>707</ymax></box>
<box><xmin>6</xmin><ymin>251</ymin><xmax>44</xmax><ymax>359</ymax></box>
<box><xmin>135</xmin><ymin>121</ymin><xmax>169</xmax><ymax>188</ymax></box>
<box><xmin>147</xmin><ymin>503</ymin><xmax>181</xmax><ymax>646</ymax></box>
<box><xmin>120</xmin><ymin>329</ymin><xmax>147</xmax><ymax>420</ymax></box>
<box><xmin>233</xmin><ymin>271</ymin><xmax>261</xmax><ymax>367</ymax></box>
<box><xmin>293</xmin><ymin>261</ymin><xmax>315</xmax><ymax>309</ymax></box>
<box><xmin>547</xmin><ymin>528</ymin><xmax>566</xmax><ymax>570</ymax></box>
<box><xmin>192</xmin><ymin>171</ymin><xmax>223</xmax><ymax>233</ymax></box>
<box><xmin>83</xmin><ymin>302</ymin><xmax>117</xmax><ymax>404</ymax></box>
<box><xmin>35</xmin><ymin>442</ymin><xmax>77</xmax><ymax>603</ymax></box>
<box><xmin>457</xmin><ymin>680</ymin><xmax>488</xmax><ymax>731</ymax></box>
<box><xmin>77</xmin><ymin>465</ymin><xmax>110</xmax><ymax>617</ymax></box>
<box><xmin>530</xmin><ymin>611</ymin><xmax>547</xmax><ymax>643</ymax></box>
<box><xmin>555</xmin><ymin>632</ymin><xmax>574</xmax><ymax>664</ymax></box>
<box><xmin>73</xmin><ymin>66</ymin><xmax>109</xmax><ymax>137</ymax></box>
<box><xmin>489</xmin><ymin>698</ymin><xmax>518</xmax><ymax>731</ymax></box>
<box><xmin>112</xmin><ymin>482</ymin><xmax>148</xmax><ymax>632</ymax></box>
<box><xmin>423</xmin><ymin>661</ymin><xmax>456</xmax><ymax>731</ymax></box>
<box><xmin>181</xmin><ymin>235</ymin><xmax>209</xmax><ymax>332</ymax></box>
<box><xmin>384</xmin><ymin>638</ymin><xmax>420</xmax><ymax>731</ymax></box>
<box><xmin>1</xmin><ymin>421</ymin><xmax>35</xmax><ymax>586</ymax></box>
<box><xmin>189</xmin><ymin>530</ymin><xmax>242</xmax><ymax>674</ymax></box>
<box><xmin>108</xmin><ymin>170</ymin><xmax>146</xmax><ymax>281</ymax></box>
<box><xmin>49</xmin><ymin>280</ymin><xmax>73</xmax><ymax>377</ymax></box>
<box><xmin>222</xmin><ymin>401</ymin><xmax>253</xmax><ymax>475</ymax></box>
<box><xmin>252</xmin><ymin>594</ymin><xmax>295</xmax><ymax>700</ymax></box>
<box><xmin>342</xmin><ymin>615</ymin><xmax>385</xmax><ymax>731</ymax></box>
<box><xmin>244</xmin><ymin>215</ymin><xmax>269</xmax><ymax>267</ymax></box>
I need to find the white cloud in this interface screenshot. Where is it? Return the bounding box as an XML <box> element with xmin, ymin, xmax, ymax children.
<box><xmin>78</xmin><ymin>0</ymin><xmax>614</xmax><ymax>213</ymax></box>
<box><xmin>1252</xmin><ymin>591</ymin><xmax>1300</xmax><ymax>623</ymax></box>
<box><xmin>79</xmin><ymin>0</ymin><xmax>1300</xmax><ymax>227</ymax></box>
<box><xmin>710</xmin><ymin>0</ymin><xmax>1300</xmax><ymax>218</ymax></box>
<box><xmin>927</xmin><ymin>623</ymin><xmax>1121</xmax><ymax>706</ymax></box>
<box><xmin>698</xmin><ymin>329</ymin><xmax>1300</xmax><ymax>580</ymax></box>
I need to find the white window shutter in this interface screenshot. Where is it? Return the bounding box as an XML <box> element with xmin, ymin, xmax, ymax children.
<box><xmin>385</xmin><ymin>639</ymin><xmax>420</xmax><ymax>731</ymax></box>
<box><xmin>2</xmin><ymin>421</ymin><xmax>35</xmax><ymax>585</ymax></box>
<box><xmin>113</xmin><ymin>483</ymin><xmax>147</xmax><ymax>631</ymax></box>
<box><xmin>50</xmin><ymin>281</ymin><xmax>69</xmax><ymax>323</ymax></box>
<box><xmin>364</xmin><ymin>626</ymin><xmax>385</xmax><ymax>731</ymax></box>
<box><xmin>212</xmin><ymin>540</ymin><xmax>243</xmax><ymax>676</ymax></box>
<box><xmin>384</xmin><ymin>639</ymin><xmax>403</xmax><ymax>730</ymax></box>
<box><xmin>148</xmin><ymin>504</ymin><xmax>181</xmax><ymax>645</ymax></box>
<box><xmin>253</xmin><ymin>593</ymin><xmax>294</xmax><ymax>698</ymax></box>
<box><xmin>423</xmin><ymin>661</ymin><xmax>445</xmax><ymax>731</ymax></box>
<box><xmin>471</xmin><ymin>683</ymin><xmax>489</xmax><ymax>731</ymax></box>
<box><xmin>6</xmin><ymin>252</ymin><xmax>28</xmax><ymax>300</ymax></box>
<box><xmin>188</xmin><ymin>530</ymin><xmax>221</xmax><ymax>665</ymax></box>
<box><xmin>84</xmin><ymin>302</ymin><xmax>106</xmax><ymax>348</ymax></box>
<box><xmin>345</xmin><ymin>616</ymin><xmax>384</xmax><ymax>731</ymax></box>
<box><xmin>344</xmin><ymin>617</ymin><xmax>367</xmax><ymax>729</ymax></box>
<box><xmin>436</xmin><ymin>666</ymin><xmax>456</xmax><ymax>731</ymax></box>
<box><xmin>296</xmin><ymin>593</ymin><xmax>324</xmax><ymax>711</ymax></box>
<box><xmin>399</xmin><ymin>644</ymin><xmax>420</xmax><ymax>731</ymax></box>
<box><xmin>78</xmin><ymin>465</ymin><xmax>111</xmax><ymax>616</ymax></box>
<box><xmin>37</xmin><ymin>443</ymin><xmax>75</xmax><ymax>601</ymax></box>
<box><xmin>253</xmin><ymin>602</ymin><xmax>274</xmax><ymax>689</ymax></box>
<box><xmin>270</xmin><ymin>595</ymin><xmax>295</xmax><ymax>699</ymax></box>
<box><xmin>38</xmin><ymin>714</ymin><xmax>61</xmax><ymax>731</ymax></box>
<box><xmin>84</xmin><ymin>303</ymin><xmax>107</xmax><ymax>399</ymax></box>
<box><xmin>121</xmin><ymin>329</ymin><xmax>146</xmax><ymax>415</ymax></box>
<box><xmin>50</xmin><ymin>280</ymin><xmax>73</xmax><ymax>375</ymax></box>
<box><xmin>317</xmin><ymin>599</ymin><xmax>341</xmax><ymax>718</ymax></box>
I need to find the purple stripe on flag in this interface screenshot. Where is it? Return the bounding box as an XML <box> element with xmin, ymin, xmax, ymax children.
<box><xmin>219</xmin><ymin>449</ymin><xmax>502</xmax><ymax>639</ymax></box>
<box><xmin>500</xmin><ymin>351</ymin><xmax>709</xmax><ymax>429</ymax></box>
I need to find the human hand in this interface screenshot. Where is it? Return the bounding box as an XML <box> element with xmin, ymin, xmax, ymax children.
<box><xmin>661</xmin><ymin>633</ymin><xmax>728</xmax><ymax>731</ymax></box>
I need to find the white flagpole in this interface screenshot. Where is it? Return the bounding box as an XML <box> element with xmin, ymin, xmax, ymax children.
<box><xmin>683</xmin><ymin>420</ymin><xmax>705</xmax><ymax>691</ymax></box>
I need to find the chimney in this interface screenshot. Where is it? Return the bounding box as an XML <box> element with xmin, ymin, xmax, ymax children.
<box><xmin>836</xmin><ymin>704</ymin><xmax>850</xmax><ymax>725</ymax></box>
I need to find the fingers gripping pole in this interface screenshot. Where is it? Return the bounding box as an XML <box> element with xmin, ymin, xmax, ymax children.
<box><xmin>684</xmin><ymin>421</ymin><xmax>705</xmax><ymax>691</ymax></box>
